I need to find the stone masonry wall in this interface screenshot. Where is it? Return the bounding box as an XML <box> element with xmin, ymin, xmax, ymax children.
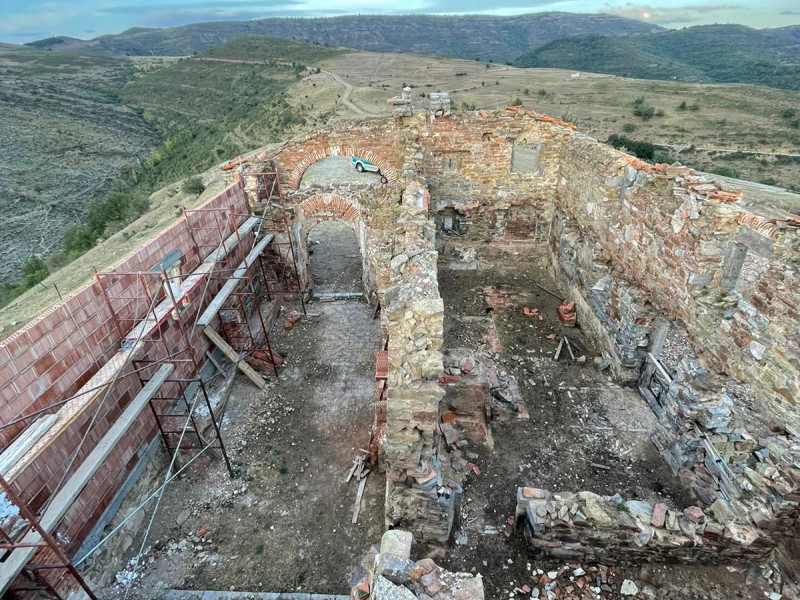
<box><xmin>515</xmin><ymin>486</ymin><xmax>775</xmax><ymax>565</ymax></box>
<box><xmin>419</xmin><ymin>110</ymin><xmax>562</xmax><ymax>242</ymax></box>
<box><xmin>381</xmin><ymin>175</ymin><xmax>455</xmax><ymax>544</ymax></box>
<box><xmin>551</xmin><ymin>131</ymin><xmax>800</xmax><ymax>551</ymax></box>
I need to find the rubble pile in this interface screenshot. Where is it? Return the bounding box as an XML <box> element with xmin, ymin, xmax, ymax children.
<box><xmin>353</xmin><ymin>530</ymin><xmax>484</xmax><ymax>600</ymax></box>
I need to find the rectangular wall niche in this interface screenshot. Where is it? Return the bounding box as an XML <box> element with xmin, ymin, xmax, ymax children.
<box><xmin>512</xmin><ymin>143</ymin><xmax>545</xmax><ymax>174</ymax></box>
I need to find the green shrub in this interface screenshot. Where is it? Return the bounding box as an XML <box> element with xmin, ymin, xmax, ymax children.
<box><xmin>622</xmin><ymin>123</ymin><xmax>637</xmax><ymax>133</ymax></box>
<box><xmin>538</xmin><ymin>88</ymin><xmax>547</xmax><ymax>96</ymax></box>
<box><xmin>182</xmin><ymin>176</ymin><xmax>205</xmax><ymax>195</ymax></box>
<box><xmin>713</xmin><ymin>165</ymin><xmax>740</xmax><ymax>178</ymax></box>
<box><xmin>607</xmin><ymin>134</ymin><xmax>656</xmax><ymax>159</ymax></box>
<box><xmin>677</xmin><ymin>100</ymin><xmax>687</xmax><ymax>110</ymax></box>
<box><xmin>782</xmin><ymin>108</ymin><xmax>797</xmax><ymax>119</ymax></box>
<box><xmin>634</xmin><ymin>104</ymin><xmax>655</xmax><ymax>120</ymax></box>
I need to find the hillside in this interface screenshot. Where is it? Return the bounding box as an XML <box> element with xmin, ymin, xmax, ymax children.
<box><xmin>30</xmin><ymin>13</ymin><xmax>659</xmax><ymax>63</ymax></box>
<box><xmin>0</xmin><ymin>47</ymin><xmax>157</xmax><ymax>284</ymax></box>
<box><xmin>119</xmin><ymin>37</ymin><xmax>346</xmax><ymax>188</ymax></box>
<box><xmin>514</xmin><ymin>25</ymin><xmax>800</xmax><ymax>90</ymax></box>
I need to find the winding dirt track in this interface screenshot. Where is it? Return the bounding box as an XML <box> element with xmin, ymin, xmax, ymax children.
<box><xmin>319</xmin><ymin>70</ymin><xmax>382</xmax><ymax>118</ymax></box>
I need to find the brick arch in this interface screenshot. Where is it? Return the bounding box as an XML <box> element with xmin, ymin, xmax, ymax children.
<box><xmin>287</xmin><ymin>146</ymin><xmax>397</xmax><ymax>189</ymax></box>
<box><xmin>298</xmin><ymin>194</ymin><xmax>364</xmax><ymax>225</ymax></box>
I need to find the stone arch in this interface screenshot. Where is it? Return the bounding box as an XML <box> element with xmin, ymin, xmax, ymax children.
<box><xmin>287</xmin><ymin>146</ymin><xmax>398</xmax><ymax>189</ymax></box>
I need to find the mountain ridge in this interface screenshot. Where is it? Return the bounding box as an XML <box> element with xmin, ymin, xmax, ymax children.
<box><xmin>26</xmin><ymin>13</ymin><xmax>661</xmax><ymax>63</ymax></box>
<box><xmin>513</xmin><ymin>24</ymin><xmax>800</xmax><ymax>90</ymax></box>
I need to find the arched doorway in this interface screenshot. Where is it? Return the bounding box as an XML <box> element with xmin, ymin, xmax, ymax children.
<box><xmin>307</xmin><ymin>220</ymin><xmax>363</xmax><ymax>297</ymax></box>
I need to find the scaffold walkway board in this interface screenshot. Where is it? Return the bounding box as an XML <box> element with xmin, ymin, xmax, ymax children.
<box><xmin>0</xmin><ymin>363</ymin><xmax>175</xmax><ymax>597</ymax></box>
<box><xmin>196</xmin><ymin>233</ymin><xmax>274</xmax><ymax>328</ymax></box>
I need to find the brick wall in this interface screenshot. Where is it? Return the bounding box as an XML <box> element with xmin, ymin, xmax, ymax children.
<box><xmin>0</xmin><ymin>183</ymin><xmax>250</xmax><ymax>555</ymax></box>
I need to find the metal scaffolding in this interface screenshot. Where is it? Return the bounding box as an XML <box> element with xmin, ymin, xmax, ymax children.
<box><xmin>0</xmin><ymin>171</ymin><xmax>303</xmax><ymax>599</ymax></box>
<box><xmin>244</xmin><ymin>169</ymin><xmax>305</xmax><ymax>315</ymax></box>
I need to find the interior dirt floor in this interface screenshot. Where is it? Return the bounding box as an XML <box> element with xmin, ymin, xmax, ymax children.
<box><xmin>308</xmin><ymin>220</ymin><xmax>364</xmax><ymax>295</ymax></box>
<box><xmin>434</xmin><ymin>242</ymin><xmax>777</xmax><ymax>600</ymax></box>
<box><xmin>98</xmin><ymin>300</ymin><xmax>383</xmax><ymax>598</ymax></box>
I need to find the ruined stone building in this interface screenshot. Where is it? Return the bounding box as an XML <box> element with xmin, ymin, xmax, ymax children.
<box><xmin>0</xmin><ymin>107</ymin><xmax>798</xmax><ymax>600</ymax></box>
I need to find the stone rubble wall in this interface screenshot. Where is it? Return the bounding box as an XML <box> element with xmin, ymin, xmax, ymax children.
<box><xmin>381</xmin><ymin>173</ymin><xmax>457</xmax><ymax>544</ymax></box>
<box><xmin>550</xmin><ymin>131</ymin><xmax>800</xmax><ymax>549</ymax></box>
<box><xmin>352</xmin><ymin>530</ymin><xmax>484</xmax><ymax>600</ymax></box>
<box><xmin>418</xmin><ymin>111</ymin><xmax>560</xmax><ymax>242</ymax></box>
<box><xmin>515</xmin><ymin>487</ymin><xmax>775</xmax><ymax>565</ymax></box>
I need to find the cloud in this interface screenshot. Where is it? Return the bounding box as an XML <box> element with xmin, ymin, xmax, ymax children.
<box><xmin>603</xmin><ymin>3</ymin><xmax>746</xmax><ymax>25</ymax></box>
<box><xmin>135</xmin><ymin>6</ymin><xmax>351</xmax><ymax>28</ymax></box>
<box><xmin>422</xmin><ymin>0</ymin><xmax>560</xmax><ymax>12</ymax></box>
<box><xmin>98</xmin><ymin>0</ymin><xmax>305</xmax><ymax>16</ymax></box>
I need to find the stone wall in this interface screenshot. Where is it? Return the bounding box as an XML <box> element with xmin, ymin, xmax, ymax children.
<box><xmin>550</xmin><ymin>131</ymin><xmax>800</xmax><ymax>552</ymax></box>
<box><xmin>419</xmin><ymin>110</ymin><xmax>561</xmax><ymax>242</ymax></box>
<box><xmin>515</xmin><ymin>486</ymin><xmax>775</xmax><ymax>565</ymax></box>
<box><xmin>381</xmin><ymin>177</ymin><xmax>455</xmax><ymax>544</ymax></box>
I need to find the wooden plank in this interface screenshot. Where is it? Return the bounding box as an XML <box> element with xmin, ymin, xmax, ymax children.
<box><xmin>0</xmin><ymin>415</ymin><xmax>58</xmax><ymax>477</ymax></box>
<box><xmin>0</xmin><ymin>363</ymin><xmax>174</xmax><ymax>597</ymax></box>
<box><xmin>351</xmin><ymin>477</ymin><xmax>367</xmax><ymax>524</ymax></box>
<box><xmin>345</xmin><ymin>456</ymin><xmax>361</xmax><ymax>483</ymax></box>
<box><xmin>203</xmin><ymin>326</ymin><xmax>265</xmax><ymax>389</ymax></box>
<box><xmin>564</xmin><ymin>336</ymin><xmax>576</xmax><ymax>361</ymax></box>
<box><xmin>196</xmin><ymin>233</ymin><xmax>274</xmax><ymax>328</ymax></box>
<box><xmin>553</xmin><ymin>337</ymin><xmax>565</xmax><ymax>360</ymax></box>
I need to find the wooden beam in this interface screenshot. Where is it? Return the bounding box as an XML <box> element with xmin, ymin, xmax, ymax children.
<box><xmin>0</xmin><ymin>363</ymin><xmax>174</xmax><ymax>597</ymax></box>
<box><xmin>196</xmin><ymin>233</ymin><xmax>274</xmax><ymax>328</ymax></box>
<box><xmin>352</xmin><ymin>477</ymin><xmax>367</xmax><ymax>524</ymax></box>
<box><xmin>203</xmin><ymin>326</ymin><xmax>265</xmax><ymax>389</ymax></box>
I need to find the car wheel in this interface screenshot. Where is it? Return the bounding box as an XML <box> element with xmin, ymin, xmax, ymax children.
<box><xmin>356</xmin><ymin>162</ymin><xmax>365</xmax><ymax>172</ymax></box>
<box><xmin>381</xmin><ymin>175</ymin><xmax>388</xmax><ymax>184</ymax></box>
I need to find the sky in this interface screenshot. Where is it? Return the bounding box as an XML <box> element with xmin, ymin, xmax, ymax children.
<box><xmin>0</xmin><ymin>0</ymin><xmax>797</xmax><ymax>44</ymax></box>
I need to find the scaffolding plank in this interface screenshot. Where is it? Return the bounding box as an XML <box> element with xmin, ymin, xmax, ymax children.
<box><xmin>203</xmin><ymin>327</ymin><xmax>265</xmax><ymax>389</ymax></box>
<box><xmin>0</xmin><ymin>363</ymin><xmax>174</xmax><ymax>596</ymax></box>
<box><xmin>0</xmin><ymin>415</ymin><xmax>58</xmax><ymax>478</ymax></box>
<box><xmin>196</xmin><ymin>233</ymin><xmax>274</xmax><ymax>328</ymax></box>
